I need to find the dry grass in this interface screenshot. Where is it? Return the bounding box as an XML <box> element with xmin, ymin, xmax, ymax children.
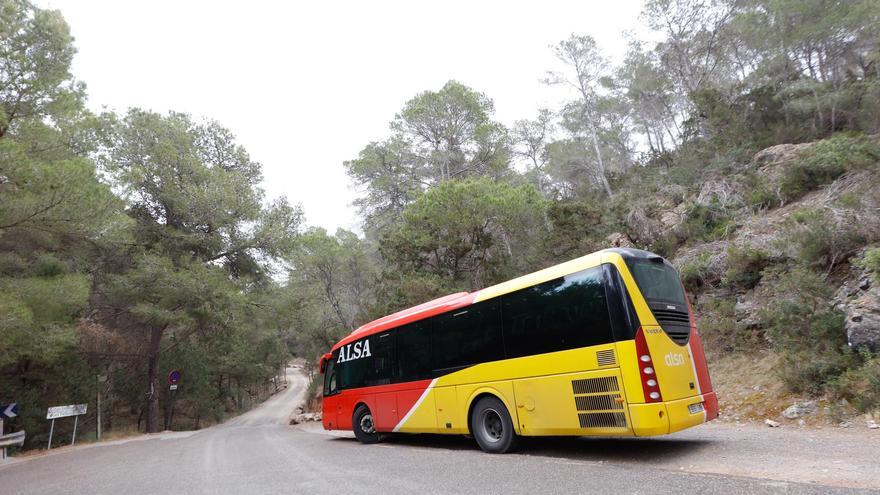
<box><xmin>708</xmin><ymin>351</ymin><xmax>855</xmax><ymax>426</ymax></box>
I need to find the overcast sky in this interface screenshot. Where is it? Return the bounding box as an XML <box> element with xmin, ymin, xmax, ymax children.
<box><xmin>39</xmin><ymin>0</ymin><xmax>645</xmax><ymax>232</ymax></box>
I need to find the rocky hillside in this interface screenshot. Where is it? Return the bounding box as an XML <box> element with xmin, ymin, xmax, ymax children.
<box><xmin>610</xmin><ymin>135</ymin><xmax>880</xmax><ymax>429</ymax></box>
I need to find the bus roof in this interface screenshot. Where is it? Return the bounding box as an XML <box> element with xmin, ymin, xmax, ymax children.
<box><xmin>330</xmin><ymin>248</ymin><xmax>656</xmax><ymax>351</ymax></box>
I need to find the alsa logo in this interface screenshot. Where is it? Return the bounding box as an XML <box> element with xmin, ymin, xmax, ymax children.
<box><xmin>337</xmin><ymin>339</ymin><xmax>372</xmax><ymax>363</ymax></box>
<box><xmin>664</xmin><ymin>352</ymin><xmax>685</xmax><ymax>367</ymax></box>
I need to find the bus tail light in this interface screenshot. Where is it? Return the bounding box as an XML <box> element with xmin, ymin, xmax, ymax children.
<box><xmin>635</xmin><ymin>327</ymin><xmax>663</xmax><ymax>403</ymax></box>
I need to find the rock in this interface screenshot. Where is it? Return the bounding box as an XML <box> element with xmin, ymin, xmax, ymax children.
<box><xmin>844</xmin><ymin>285</ymin><xmax>880</xmax><ymax>352</ymax></box>
<box><xmin>765</xmin><ymin>419</ymin><xmax>780</xmax><ymax>428</ymax></box>
<box><xmin>606</xmin><ymin>232</ymin><xmax>636</xmax><ymax>248</ymax></box>
<box><xmin>839</xmin><ymin>421</ymin><xmax>851</xmax><ymax>428</ymax></box>
<box><xmin>868</xmin><ymin>420</ymin><xmax>879</xmax><ymax>430</ymax></box>
<box><xmin>624</xmin><ymin>207</ymin><xmax>662</xmax><ymax>245</ymax></box>
<box><xmin>782</xmin><ymin>401</ymin><xmax>818</xmax><ymax>419</ymax></box>
<box><xmin>751</xmin><ymin>143</ymin><xmax>813</xmax><ymax>167</ymax></box>
<box><xmin>289</xmin><ymin>412</ymin><xmax>322</xmax><ymax>425</ymax></box>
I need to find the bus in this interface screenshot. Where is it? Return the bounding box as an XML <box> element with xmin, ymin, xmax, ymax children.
<box><xmin>318</xmin><ymin>248</ymin><xmax>717</xmax><ymax>453</ymax></box>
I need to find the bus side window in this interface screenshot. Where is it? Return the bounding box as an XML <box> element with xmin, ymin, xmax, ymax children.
<box><xmin>502</xmin><ymin>266</ymin><xmax>614</xmax><ymax>359</ymax></box>
<box><xmin>365</xmin><ymin>332</ymin><xmax>395</xmax><ymax>386</ymax></box>
<box><xmin>396</xmin><ymin>320</ymin><xmax>433</xmax><ymax>382</ymax></box>
<box><xmin>433</xmin><ymin>298</ymin><xmax>503</xmax><ymax>372</ymax></box>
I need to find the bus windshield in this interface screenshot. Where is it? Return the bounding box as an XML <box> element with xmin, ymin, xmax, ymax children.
<box><xmin>626</xmin><ymin>259</ymin><xmax>686</xmax><ymax>305</ymax></box>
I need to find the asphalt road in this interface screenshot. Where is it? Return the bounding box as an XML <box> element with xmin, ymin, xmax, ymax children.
<box><xmin>1</xmin><ymin>368</ymin><xmax>878</xmax><ymax>495</ymax></box>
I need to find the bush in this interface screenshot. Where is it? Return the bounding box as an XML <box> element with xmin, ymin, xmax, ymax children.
<box><xmin>781</xmin><ymin>207</ymin><xmax>865</xmax><ymax>270</ymax></box>
<box><xmin>742</xmin><ymin>172</ymin><xmax>777</xmax><ymax>210</ymax></box>
<box><xmin>723</xmin><ymin>245</ymin><xmax>770</xmax><ymax>289</ymax></box>
<box><xmin>33</xmin><ymin>254</ymin><xmax>68</xmax><ymax>278</ymax></box>
<box><xmin>857</xmin><ymin>247</ymin><xmax>880</xmax><ymax>284</ymax></box>
<box><xmin>759</xmin><ymin>268</ymin><xmax>855</xmax><ymax>394</ymax></box>
<box><xmin>780</xmin><ymin>134</ymin><xmax>880</xmax><ymax>202</ymax></box>
<box><xmin>698</xmin><ymin>297</ymin><xmax>764</xmax><ymax>355</ymax></box>
<box><xmin>832</xmin><ymin>354</ymin><xmax>880</xmax><ymax>414</ymax></box>
<box><xmin>682</xmin><ymin>201</ymin><xmax>734</xmax><ymax>242</ymax></box>
<box><xmin>679</xmin><ymin>252</ymin><xmax>713</xmax><ymax>292</ymax></box>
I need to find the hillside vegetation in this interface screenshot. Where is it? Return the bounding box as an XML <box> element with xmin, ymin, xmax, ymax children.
<box><xmin>1</xmin><ymin>0</ymin><xmax>879</xmax><ymax>450</ymax></box>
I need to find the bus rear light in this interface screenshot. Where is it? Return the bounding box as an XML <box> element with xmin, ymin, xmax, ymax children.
<box><xmin>635</xmin><ymin>327</ymin><xmax>663</xmax><ymax>403</ymax></box>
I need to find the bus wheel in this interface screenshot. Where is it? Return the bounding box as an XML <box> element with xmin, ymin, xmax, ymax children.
<box><xmin>471</xmin><ymin>396</ymin><xmax>519</xmax><ymax>454</ymax></box>
<box><xmin>353</xmin><ymin>405</ymin><xmax>381</xmax><ymax>444</ymax></box>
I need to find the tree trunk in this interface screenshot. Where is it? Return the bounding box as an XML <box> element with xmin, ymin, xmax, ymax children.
<box><xmin>145</xmin><ymin>326</ymin><xmax>165</xmax><ymax>433</ymax></box>
<box><xmin>588</xmin><ymin>123</ymin><xmax>613</xmax><ymax>197</ymax></box>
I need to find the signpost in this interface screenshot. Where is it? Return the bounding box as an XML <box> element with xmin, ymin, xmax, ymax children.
<box><xmin>0</xmin><ymin>403</ymin><xmax>20</xmax><ymax>459</ymax></box>
<box><xmin>46</xmin><ymin>404</ymin><xmax>87</xmax><ymax>450</ymax></box>
<box><xmin>166</xmin><ymin>370</ymin><xmax>181</xmax><ymax>430</ymax></box>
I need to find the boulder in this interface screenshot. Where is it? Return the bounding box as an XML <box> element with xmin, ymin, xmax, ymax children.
<box><xmin>624</xmin><ymin>207</ymin><xmax>662</xmax><ymax>245</ymax></box>
<box><xmin>844</xmin><ymin>284</ymin><xmax>880</xmax><ymax>353</ymax></box>
<box><xmin>782</xmin><ymin>401</ymin><xmax>817</xmax><ymax>419</ymax></box>
<box><xmin>764</xmin><ymin>418</ymin><xmax>780</xmax><ymax>427</ymax></box>
<box><xmin>660</xmin><ymin>203</ymin><xmax>688</xmax><ymax>230</ymax></box>
<box><xmin>751</xmin><ymin>143</ymin><xmax>813</xmax><ymax>167</ymax></box>
<box><xmin>606</xmin><ymin>232</ymin><xmax>636</xmax><ymax>248</ymax></box>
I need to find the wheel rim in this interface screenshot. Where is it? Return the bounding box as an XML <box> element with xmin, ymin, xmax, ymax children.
<box><xmin>360</xmin><ymin>412</ymin><xmax>376</xmax><ymax>434</ymax></box>
<box><xmin>480</xmin><ymin>408</ymin><xmax>504</xmax><ymax>443</ymax></box>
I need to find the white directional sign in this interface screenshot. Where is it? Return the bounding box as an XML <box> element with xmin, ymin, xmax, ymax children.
<box><xmin>46</xmin><ymin>404</ymin><xmax>87</xmax><ymax>420</ymax></box>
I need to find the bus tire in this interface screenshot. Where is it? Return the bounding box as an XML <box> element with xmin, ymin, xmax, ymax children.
<box><xmin>470</xmin><ymin>396</ymin><xmax>519</xmax><ymax>454</ymax></box>
<box><xmin>353</xmin><ymin>404</ymin><xmax>381</xmax><ymax>444</ymax></box>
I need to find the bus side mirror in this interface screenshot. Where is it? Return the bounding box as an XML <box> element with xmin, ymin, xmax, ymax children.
<box><xmin>318</xmin><ymin>352</ymin><xmax>332</xmax><ymax>374</ymax></box>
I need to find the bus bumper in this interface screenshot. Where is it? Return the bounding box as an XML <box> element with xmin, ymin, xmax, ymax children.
<box><xmin>629</xmin><ymin>391</ymin><xmax>718</xmax><ymax>436</ymax></box>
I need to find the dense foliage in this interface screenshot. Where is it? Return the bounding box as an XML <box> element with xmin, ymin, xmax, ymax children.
<box><xmin>2</xmin><ymin>0</ymin><xmax>880</xmax><ymax>447</ymax></box>
<box><xmin>0</xmin><ymin>0</ymin><xmax>301</xmax><ymax>445</ymax></box>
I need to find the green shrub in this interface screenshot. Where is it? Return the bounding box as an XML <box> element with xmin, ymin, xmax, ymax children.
<box><xmin>723</xmin><ymin>245</ymin><xmax>770</xmax><ymax>289</ymax></box>
<box><xmin>832</xmin><ymin>354</ymin><xmax>880</xmax><ymax>413</ymax></box>
<box><xmin>682</xmin><ymin>201</ymin><xmax>734</xmax><ymax>242</ymax></box>
<box><xmin>857</xmin><ymin>247</ymin><xmax>880</xmax><ymax>284</ymax></box>
<box><xmin>679</xmin><ymin>252</ymin><xmax>712</xmax><ymax>292</ymax></box>
<box><xmin>33</xmin><ymin>254</ymin><xmax>68</xmax><ymax>278</ymax></box>
<box><xmin>742</xmin><ymin>172</ymin><xmax>777</xmax><ymax>210</ymax></box>
<box><xmin>780</xmin><ymin>134</ymin><xmax>880</xmax><ymax>202</ymax></box>
<box><xmin>698</xmin><ymin>297</ymin><xmax>764</xmax><ymax>355</ymax></box>
<box><xmin>781</xmin><ymin>207</ymin><xmax>865</xmax><ymax>270</ymax></box>
<box><xmin>759</xmin><ymin>268</ymin><xmax>855</xmax><ymax>394</ymax></box>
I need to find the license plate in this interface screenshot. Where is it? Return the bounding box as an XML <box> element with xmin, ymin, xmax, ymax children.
<box><xmin>688</xmin><ymin>402</ymin><xmax>705</xmax><ymax>414</ymax></box>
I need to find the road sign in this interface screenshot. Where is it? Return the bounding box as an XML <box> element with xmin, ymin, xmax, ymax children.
<box><xmin>0</xmin><ymin>403</ymin><xmax>17</xmax><ymax>420</ymax></box>
<box><xmin>169</xmin><ymin>384</ymin><xmax>178</xmax><ymax>391</ymax></box>
<box><xmin>46</xmin><ymin>404</ymin><xmax>87</xmax><ymax>420</ymax></box>
<box><xmin>168</xmin><ymin>369</ymin><xmax>181</xmax><ymax>385</ymax></box>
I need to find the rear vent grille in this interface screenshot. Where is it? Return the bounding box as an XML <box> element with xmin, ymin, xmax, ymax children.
<box><xmin>571</xmin><ymin>376</ymin><xmax>619</xmax><ymax>395</ymax></box>
<box><xmin>575</xmin><ymin>394</ymin><xmax>623</xmax><ymax>411</ymax></box>
<box><xmin>578</xmin><ymin>412</ymin><xmax>627</xmax><ymax>428</ymax></box>
<box><xmin>596</xmin><ymin>349</ymin><xmax>616</xmax><ymax>366</ymax></box>
<box><xmin>652</xmin><ymin>308</ymin><xmax>691</xmax><ymax>344</ymax></box>
<box><xmin>653</xmin><ymin>308</ymin><xmax>690</xmax><ymax>324</ymax></box>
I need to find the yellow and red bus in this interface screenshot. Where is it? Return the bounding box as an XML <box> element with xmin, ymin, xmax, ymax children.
<box><xmin>318</xmin><ymin>248</ymin><xmax>717</xmax><ymax>453</ymax></box>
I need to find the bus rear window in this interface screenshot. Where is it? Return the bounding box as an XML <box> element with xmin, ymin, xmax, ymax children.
<box><xmin>626</xmin><ymin>259</ymin><xmax>686</xmax><ymax>305</ymax></box>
